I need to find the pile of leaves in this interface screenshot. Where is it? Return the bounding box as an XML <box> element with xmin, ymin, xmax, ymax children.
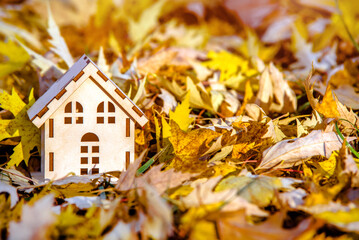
<box><xmin>1</xmin><ymin>0</ymin><xmax>359</xmax><ymax>239</ymax></box>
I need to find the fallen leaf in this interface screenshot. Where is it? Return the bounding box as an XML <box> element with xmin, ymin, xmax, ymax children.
<box><xmin>181</xmin><ymin>177</ymin><xmax>267</xmax><ymax>217</ymax></box>
<box><xmin>258</xmin><ymin>130</ymin><xmax>351</xmax><ymax>170</ymax></box>
<box><xmin>116</xmin><ymin>151</ymin><xmax>145</xmax><ymax>191</ymax></box>
<box><xmin>128</xmin><ymin>0</ymin><xmax>165</xmax><ymax>43</ymax></box>
<box><xmin>9</xmin><ymin>194</ymin><xmax>56</xmax><ymax>240</ymax></box>
<box><xmin>291</xmin><ymin>24</ymin><xmax>336</xmax><ymax>77</ymax></box>
<box><xmin>318</xmin><ymin>151</ymin><xmax>337</xmax><ymax>177</ymax></box>
<box><xmin>0</xmin><ymin>182</ymin><xmax>19</xmax><ymax>208</ymax></box>
<box><xmin>202</xmin><ymin>50</ymin><xmax>256</xmax><ymax>84</ymax></box>
<box><xmin>47</xmin><ymin>2</ymin><xmax>74</xmax><ymax>67</ymax></box>
<box><xmin>103</xmin><ymin>221</ymin><xmax>138</xmax><ymax>240</ymax></box>
<box><xmin>186</xmin><ymin>77</ymin><xmax>213</xmax><ymax>111</ymax></box>
<box><xmin>215</xmin><ymin>174</ymin><xmax>297</xmax><ymax>207</ymax></box>
<box><xmin>139</xmin><ymin>183</ymin><xmax>173</xmax><ymax>239</ymax></box>
<box><xmin>217</xmin><ymin>210</ymin><xmax>315</xmax><ymax>240</ymax></box>
<box><xmin>169</xmin><ymin>121</ymin><xmax>220</xmax><ymax>171</ymax></box>
<box><xmin>135</xmin><ymin>163</ymin><xmax>195</xmax><ymax>194</ymax></box>
<box><xmin>333</xmin><ymin>84</ymin><xmax>359</xmax><ymax>110</ymax></box>
<box><xmin>237</xmin><ymin>28</ymin><xmax>280</xmax><ymax>62</ymax></box>
<box><xmin>158</xmin><ymin>88</ymin><xmax>177</xmax><ymax>114</ymax></box>
<box><xmin>169</xmin><ymin>92</ymin><xmax>194</xmax><ymax>132</ymax></box>
<box><xmin>255</xmin><ymin>63</ymin><xmax>297</xmax><ymax>114</ymax></box>
<box><xmin>0</xmin><ymin>89</ymin><xmax>40</xmax><ymax>166</ymax></box>
<box><xmin>0</xmin><ymin>40</ymin><xmax>30</xmax><ymax>78</ymax></box>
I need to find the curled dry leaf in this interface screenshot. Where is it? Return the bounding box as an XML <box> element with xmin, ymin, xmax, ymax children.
<box><xmin>139</xmin><ymin>184</ymin><xmax>173</xmax><ymax>239</ymax></box>
<box><xmin>116</xmin><ymin>151</ymin><xmax>145</xmax><ymax>191</ymax></box>
<box><xmin>135</xmin><ymin>163</ymin><xmax>195</xmax><ymax>194</ymax></box>
<box><xmin>181</xmin><ymin>177</ymin><xmax>268</xmax><ymax>217</ymax></box>
<box><xmin>255</xmin><ymin>63</ymin><xmax>297</xmax><ymax>114</ymax></box>
<box><xmin>215</xmin><ymin>174</ymin><xmax>299</xmax><ymax>207</ymax></box>
<box><xmin>258</xmin><ymin>130</ymin><xmax>353</xmax><ymax>170</ymax></box>
<box><xmin>304</xmin><ymin>69</ymin><xmax>339</xmax><ymax>118</ymax></box>
<box><xmin>217</xmin><ymin>210</ymin><xmax>316</xmax><ymax>240</ymax></box>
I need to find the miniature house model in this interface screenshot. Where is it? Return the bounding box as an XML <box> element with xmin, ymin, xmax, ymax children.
<box><xmin>28</xmin><ymin>55</ymin><xmax>148</xmax><ymax>180</ymax></box>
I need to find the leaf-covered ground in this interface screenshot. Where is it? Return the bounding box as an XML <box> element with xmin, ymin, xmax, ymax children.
<box><xmin>1</xmin><ymin>0</ymin><xmax>359</xmax><ymax>239</ymax></box>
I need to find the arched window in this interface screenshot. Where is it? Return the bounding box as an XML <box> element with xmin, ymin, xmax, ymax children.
<box><xmin>64</xmin><ymin>101</ymin><xmax>83</xmax><ymax>124</ymax></box>
<box><xmin>80</xmin><ymin>132</ymin><xmax>99</xmax><ymax>175</ymax></box>
<box><xmin>81</xmin><ymin>133</ymin><xmax>99</xmax><ymax>142</ymax></box>
<box><xmin>97</xmin><ymin>101</ymin><xmax>116</xmax><ymax>124</ymax></box>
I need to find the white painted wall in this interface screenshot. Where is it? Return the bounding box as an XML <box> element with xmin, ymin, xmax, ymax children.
<box><xmin>42</xmin><ymin>78</ymin><xmax>135</xmax><ymax>180</ymax></box>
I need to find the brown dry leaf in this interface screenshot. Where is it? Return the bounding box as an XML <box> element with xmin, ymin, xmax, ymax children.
<box><xmin>255</xmin><ymin>67</ymin><xmax>273</xmax><ymax>113</ymax></box>
<box><xmin>225</xmin><ymin>0</ymin><xmax>278</xmax><ymax>28</ymax></box>
<box><xmin>304</xmin><ymin>70</ymin><xmax>339</xmax><ymax>118</ymax></box>
<box><xmin>255</xmin><ymin>63</ymin><xmax>297</xmax><ymax>114</ymax></box>
<box><xmin>135</xmin><ymin>163</ymin><xmax>195</xmax><ymax>194</ymax></box>
<box><xmin>263</xmin><ymin>120</ymin><xmax>287</xmax><ymax>143</ymax></box>
<box><xmin>337</xmin><ymin>143</ymin><xmax>359</xmax><ymax>187</ymax></box>
<box><xmin>258</xmin><ymin>130</ymin><xmax>352</xmax><ymax>170</ymax></box>
<box><xmin>137</xmin><ymin>48</ymin><xmax>178</xmax><ymax>75</ymax></box>
<box><xmin>214</xmin><ymin>174</ymin><xmax>298</xmax><ymax>208</ymax></box>
<box><xmin>217</xmin><ymin>210</ymin><xmax>317</xmax><ymax>240</ymax></box>
<box><xmin>181</xmin><ymin>177</ymin><xmax>267</xmax><ymax>217</ymax></box>
<box><xmin>306</xmin><ymin>70</ymin><xmax>359</xmax><ymax>130</ymax></box>
<box><xmin>138</xmin><ymin>184</ymin><xmax>173</xmax><ymax>239</ymax></box>
<box><xmin>169</xmin><ymin>121</ymin><xmax>221</xmax><ymax>171</ymax></box>
<box><xmin>333</xmin><ymin>84</ymin><xmax>359</xmax><ymax>110</ymax></box>
<box><xmin>116</xmin><ymin>151</ymin><xmax>145</xmax><ymax>191</ymax></box>
<box><xmin>336</xmin><ymin>99</ymin><xmax>359</xmax><ymax>132</ymax></box>
<box><xmin>232</xmin><ymin>121</ymin><xmax>269</xmax><ymax>159</ymax></box>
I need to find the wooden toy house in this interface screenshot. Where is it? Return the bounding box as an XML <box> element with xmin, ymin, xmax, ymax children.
<box><xmin>28</xmin><ymin>55</ymin><xmax>148</xmax><ymax>180</ymax></box>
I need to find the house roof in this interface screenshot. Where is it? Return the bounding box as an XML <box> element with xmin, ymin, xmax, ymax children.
<box><xmin>28</xmin><ymin>54</ymin><xmax>148</xmax><ymax>128</ymax></box>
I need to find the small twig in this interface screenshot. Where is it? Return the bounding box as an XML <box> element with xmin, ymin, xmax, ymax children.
<box><xmin>196</xmin><ymin>109</ymin><xmax>206</xmax><ymax>124</ymax></box>
<box><xmin>143</xmin><ymin>93</ymin><xmax>159</xmax><ymax>108</ymax></box>
<box><xmin>280</xmin><ymin>169</ymin><xmax>303</xmax><ymax>173</ymax></box>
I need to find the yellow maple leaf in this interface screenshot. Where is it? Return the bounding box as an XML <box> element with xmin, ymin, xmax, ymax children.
<box><xmin>189</xmin><ymin>221</ymin><xmax>217</xmax><ymax>240</ymax></box>
<box><xmin>302</xmin><ymin>163</ymin><xmax>313</xmax><ymax>177</ymax></box>
<box><xmin>202</xmin><ymin>50</ymin><xmax>257</xmax><ymax>82</ymax></box>
<box><xmin>237</xmin><ymin>28</ymin><xmax>280</xmax><ymax>62</ymax></box>
<box><xmin>0</xmin><ymin>40</ymin><xmax>29</xmax><ymax>78</ymax></box>
<box><xmin>169</xmin><ymin>121</ymin><xmax>220</xmax><ymax>171</ymax></box>
<box><xmin>170</xmin><ymin>121</ymin><xmax>220</xmax><ymax>158</ymax></box>
<box><xmin>161</xmin><ymin>116</ymin><xmax>171</xmax><ymax>139</ymax></box>
<box><xmin>313</xmin><ymin>0</ymin><xmax>359</xmax><ymax>51</ymax></box>
<box><xmin>154</xmin><ymin>116</ymin><xmax>161</xmax><ymax>151</ymax></box>
<box><xmin>315</xmin><ymin>85</ymin><xmax>340</xmax><ymax>118</ymax></box>
<box><xmin>181</xmin><ymin>202</ymin><xmax>223</xmax><ymax>233</ymax></box>
<box><xmin>318</xmin><ymin>151</ymin><xmax>338</xmax><ymax>178</ymax></box>
<box><xmin>0</xmin><ymin>88</ymin><xmax>40</xmax><ymax>166</ymax></box>
<box><xmin>237</xmin><ymin>79</ymin><xmax>254</xmax><ymax>115</ymax></box>
<box><xmin>304</xmin><ymin>70</ymin><xmax>339</xmax><ymax>118</ymax></box>
<box><xmin>169</xmin><ymin>92</ymin><xmax>194</xmax><ymax>132</ymax></box>
<box><xmin>128</xmin><ymin>0</ymin><xmax>165</xmax><ymax>43</ymax></box>
<box><xmin>186</xmin><ymin>77</ymin><xmax>213</xmax><ymax>111</ymax></box>
<box><xmin>315</xmin><ymin>208</ymin><xmax>359</xmax><ymax>225</ymax></box>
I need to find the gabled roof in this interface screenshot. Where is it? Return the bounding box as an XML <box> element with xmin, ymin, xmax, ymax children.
<box><xmin>28</xmin><ymin>54</ymin><xmax>148</xmax><ymax>127</ymax></box>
